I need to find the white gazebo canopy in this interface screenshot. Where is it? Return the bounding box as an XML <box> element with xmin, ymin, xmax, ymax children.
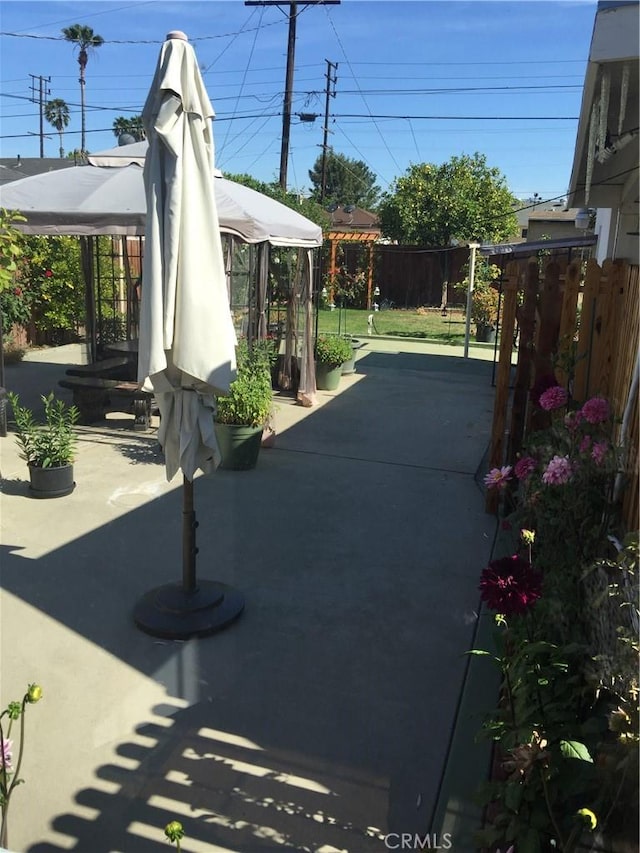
<box><xmin>0</xmin><ymin>160</ymin><xmax>322</xmax><ymax>248</ymax></box>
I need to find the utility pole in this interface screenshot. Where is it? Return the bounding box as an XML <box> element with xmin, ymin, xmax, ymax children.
<box><xmin>29</xmin><ymin>74</ymin><xmax>51</xmax><ymax>158</ymax></box>
<box><xmin>245</xmin><ymin>1</ymin><xmax>340</xmax><ymax>191</ymax></box>
<box><xmin>320</xmin><ymin>59</ymin><xmax>338</xmax><ymax>202</ymax></box>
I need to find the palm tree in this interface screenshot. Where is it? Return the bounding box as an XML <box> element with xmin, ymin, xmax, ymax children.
<box><xmin>61</xmin><ymin>24</ymin><xmax>104</xmax><ymax>154</ymax></box>
<box><xmin>44</xmin><ymin>98</ymin><xmax>70</xmax><ymax>158</ymax></box>
<box><xmin>112</xmin><ymin>115</ymin><xmax>145</xmax><ymax>143</ymax></box>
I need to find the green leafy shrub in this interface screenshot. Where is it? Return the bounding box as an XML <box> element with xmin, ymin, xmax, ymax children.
<box><xmin>315</xmin><ymin>334</ymin><xmax>353</xmax><ymax>368</ymax></box>
<box><xmin>215</xmin><ymin>341</ymin><xmax>273</xmax><ymax>427</ymax></box>
<box><xmin>8</xmin><ymin>392</ymin><xmax>79</xmax><ymax>468</ymax></box>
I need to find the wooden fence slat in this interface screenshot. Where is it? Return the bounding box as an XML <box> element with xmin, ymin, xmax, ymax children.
<box><xmin>530</xmin><ymin>260</ymin><xmax>562</xmax><ymax>433</ymax></box>
<box><xmin>609</xmin><ymin>264</ymin><xmax>638</xmax><ymax>418</ymax></box>
<box><xmin>592</xmin><ymin>260</ymin><xmax>625</xmax><ymax>399</ymax></box>
<box><xmin>485</xmin><ymin>263</ymin><xmax>519</xmax><ymax>514</ymax></box>
<box><xmin>556</xmin><ymin>260</ymin><xmax>581</xmax><ymax>390</ymax></box>
<box><xmin>509</xmin><ymin>259</ymin><xmax>538</xmax><ymax>460</ymax></box>
<box><xmin>574</xmin><ymin>258</ymin><xmax>602</xmax><ymax>402</ymax></box>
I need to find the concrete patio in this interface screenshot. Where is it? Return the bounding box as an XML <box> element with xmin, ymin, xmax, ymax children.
<box><xmin>1</xmin><ymin>337</ymin><xmax>500</xmax><ymax>853</ymax></box>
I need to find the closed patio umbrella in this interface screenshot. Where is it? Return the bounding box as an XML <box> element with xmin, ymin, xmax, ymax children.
<box><xmin>132</xmin><ymin>30</ymin><xmax>244</xmax><ymax>639</ymax></box>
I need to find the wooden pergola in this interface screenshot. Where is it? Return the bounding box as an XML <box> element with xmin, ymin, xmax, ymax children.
<box><xmin>325</xmin><ymin>206</ymin><xmax>381</xmax><ymax>308</ymax></box>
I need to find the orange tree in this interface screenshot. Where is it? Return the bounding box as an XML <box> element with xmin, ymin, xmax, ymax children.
<box><xmin>378</xmin><ymin>153</ymin><xmax>518</xmax><ymax>306</ymax></box>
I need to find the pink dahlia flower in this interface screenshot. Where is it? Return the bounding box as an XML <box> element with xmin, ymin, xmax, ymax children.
<box><xmin>529</xmin><ymin>373</ymin><xmax>558</xmax><ymax>405</ymax></box>
<box><xmin>514</xmin><ymin>456</ymin><xmax>537</xmax><ymax>480</ymax></box>
<box><xmin>542</xmin><ymin>455</ymin><xmax>572</xmax><ymax>485</ymax></box>
<box><xmin>484</xmin><ymin>466</ymin><xmax>512</xmax><ymax>490</ymax></box>
<box><xmin>581</xmin><ymin>396</ymin><xmax>610</xmax><ymax>424</ymax></box>
<box><xmin>479</xmin><ymin>554</ymin><xmax>542</xmax><ymax>616</ymax></box>
<box><xmin>592</xmin><ymin>440</ymin><xmax>608</xmax><ymax>466</ymax></box>
<box><xmin>539</xmin><ymin>385</ymin><xmax>568</xmax><ymax>411</ymax></box>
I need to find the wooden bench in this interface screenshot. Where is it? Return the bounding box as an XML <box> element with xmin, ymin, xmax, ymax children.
<box><xmin>58</xmin><ymin>376</ymin><xmax>153</xmax><ymax>431</ymax></box>
<box><xmin>66</xmin><ymin>356</ymin><xmax>135</xmax><ymax>381</ymax></box>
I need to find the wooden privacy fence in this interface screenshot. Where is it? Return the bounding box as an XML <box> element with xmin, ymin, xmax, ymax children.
<box><xmin>487</xmin><ymin>257</ymin><xmax>639</xmax><ymax>531</ymax></box>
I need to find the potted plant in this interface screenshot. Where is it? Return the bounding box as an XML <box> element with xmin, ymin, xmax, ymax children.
<box><xmin>214</xmin><ymin>340</ymin><xmax>273</xmax><ymax>470</ymax></box>
<box><xmin>314</xmin><ymin>334</ymin><xmax>353</xmax><ymax>391</ymax></box>
<box><xmin>471</xmin><ymin>285</ymin><xmax>499</xmax><ymax>343</ymax></box>
<box><xmin>8</xmin><ymin>391</ymin><xmax>79</xmax><ymax>497</ymax></box>
<box><xmin>341</xmin><ymin>334</ymin><xmax>363</xmax><ymax>376</ymax></box>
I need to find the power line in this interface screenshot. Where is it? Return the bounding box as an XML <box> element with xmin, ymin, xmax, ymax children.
<box><xmin>322</xmin><ymin>4</ymin><xmax>402</xmax><ymax>175</ymax></box>
<box><xmin>0</xmin><ymin>17</ymin><xmax>289</xmax><ymax>44</ymax></box>
<box><xmin>332</xmin><ymin>113</ymin><xmax>579</xmax><ymax>121</ymax></box>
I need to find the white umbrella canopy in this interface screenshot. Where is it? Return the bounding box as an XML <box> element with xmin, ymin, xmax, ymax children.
<box><xmin>0</xmin><ymin>162</ymin><xmax>323</xmax><ymax>247</ymax></box>
<box><xmin>133</xmin><ymin>31</ymin><xmax>244</xmax><ymax>639</ymax></box>
<box><xmin>138</xmin><ymin>30</ymin><xmax>237</xmax><ymax>481</ymax></box>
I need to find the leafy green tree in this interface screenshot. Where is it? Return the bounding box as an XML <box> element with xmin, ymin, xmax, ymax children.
<box><xmin>308</xmin><ymin>151</ymin><xmax>380</xmax><ymax>210</ymax></box>
<box><xmin>19</xmin><ymin>236</ymin><xmax>85</xmax><ymax>334</ymax></box>
<box><xmin>0</xmin><ymin>209</ymin><xmax>27</xmax><ymax>341</ymax></box>
<box><xmin>44</xmin><ymin>99</ymin><xmax>70</xmax><ymax>158</ymax></box>
<box><xmin>378</xmin><ymin>153</ymin><xmax>519</xmax><ymax>306</ymax></box>
<box><xmin>112</xmin><ymin>115</ymin><xmax>145</xmax><ymax>143</ymax></box>
<box><xmin>61</xmin><ymin>24</ymin><xmax>104</xmax><ymax>153</ymax></box>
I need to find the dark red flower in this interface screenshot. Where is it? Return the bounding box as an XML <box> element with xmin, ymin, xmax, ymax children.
<box><xmin>44</xmin><ymin>269</ymin><xmax>53</xmax><ymax>278</ymax></box>
<box><xmin>13</xmin><ymin>286</ymin><xmax>22</xmax><ymax>296</ymax></box>
<box><xmin>479</xmin><ymin>554</ymin><xmax>542</xmax><ymax>616</ymax></box>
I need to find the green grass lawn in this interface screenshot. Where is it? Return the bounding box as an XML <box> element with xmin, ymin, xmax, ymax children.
<box><xmin>316</xmin><ymin>307</ymin><xmax>470</xmax><ymax>344</ymax></box>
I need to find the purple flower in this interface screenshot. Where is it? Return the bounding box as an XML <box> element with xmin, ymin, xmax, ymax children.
<box><xmin>539</xmin><ymin>385</ymin><xmax>568</xmax><ymax>411</ymax></box>
<box><xmin>479</xmin><ymin>554</ymin><xmax>543</xmax><ymax>616</ymax></box>
<box><xmin>592</xmin><ymin>440</ymin><xmax>608</xmax><ymax>466</ymax></box>
<box><xmin>529</xmin><ymin>373</ymin><xmax>558</xmax><ymax>405</ymax></box>
<box><xmin>514</xmin><ymin>456</ymin><xmax>536</xmax><ymax>480</ymax></box>
<box><xmin>1</xmin><ymin>736</ymin><xmax>12</xmax><ymax>771</ymax></box>
<box><xmin>542</xmin><ymin>455</ymin><xmax>573</xmax><ymax>485</ymax></box>
<box><xmin>484</xmin><ymin>466</ymin><xmax>512</xmax><ymax>490</ymax></box>
<box><xmin>581</xmin><ymin>396</ymin><xmax>610</xmax><ymax>425</ymax></box>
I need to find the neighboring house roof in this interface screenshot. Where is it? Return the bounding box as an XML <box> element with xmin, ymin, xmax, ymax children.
<box><xmin>327</xmin><ymin>205</ymin><xmax>380</xmax><ymax>231</ymax></box>
<box><xmin>528</xmin><ymin>210</ymin><xmax>585</xmax><ymax>224</ymax></box>
<box><xmin>325</xmin><ymin>204</ymin><xmax>381</xmax><ymax>242</ymax></box>
<box><xmin>568</xmin><ymin>2</ymin><xmax>639</xmax><ymax>208</ymax></box>
<box><xmin>0</xmin><ymin>157</ymin><xmax>77</xmax><ymax>186</ymax></box>
<box><xmin>514</xmin><ymin>202</ymin><xmax>566</xmax><ymax>230</ymax></box>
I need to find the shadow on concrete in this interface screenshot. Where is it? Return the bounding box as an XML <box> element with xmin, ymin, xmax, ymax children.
<box><xmin>28</xmin><ymin>698</ymin><xmax>391</xmax><ymax>853</ymax></box>
<box><xmin>1</xmin><ymin>346</ymin><xmax>498</xmax><ymax>851</ymax></box>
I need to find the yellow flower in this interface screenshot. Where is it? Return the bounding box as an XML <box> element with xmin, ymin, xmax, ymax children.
<box><xmin>520</xmin><ymin>529</ymin><xmax>536</xmax><ymax>545</ymax></box>
<box><xmin>577</xmin><ymin>808</ymin><xmax>597</xmax><ymax>830</ymax></box>
<box><xmin>27</xmin><ymin>684</ymin><xmax>43</xmax><ymax>703</ymax></box>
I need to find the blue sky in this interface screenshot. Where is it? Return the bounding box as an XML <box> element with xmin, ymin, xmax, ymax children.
<box><xmin>0</xmin><ymin>0</ymin><xmax>598</xmax><ymax>202</ymax></box>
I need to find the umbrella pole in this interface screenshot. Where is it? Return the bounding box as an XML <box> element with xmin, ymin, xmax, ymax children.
<box><xmin>132</xmin><ymin>474</ymin><xmax>244</xmax><ymax>639</ymax></box>
<box><xmin>182</xmin><ymin>475</ymin><xmax>197</xmax><ymax>593</ymax></box>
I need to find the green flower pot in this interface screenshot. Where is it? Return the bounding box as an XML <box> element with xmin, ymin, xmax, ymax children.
<box><xmin>315</xmin><ymin>362</ymin><xmax>342</xmax><ymax>391</ymax></box>
<box><xmin>214</xmin><ymin>423</ymin><xmax>263</xmax><ymax>470</ymax></box>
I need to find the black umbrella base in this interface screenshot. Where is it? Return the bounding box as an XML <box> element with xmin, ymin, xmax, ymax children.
<box><xmin>133</xmin><ymin>580</ymin><xmax>244</xmax><ymax>639</ymax></box>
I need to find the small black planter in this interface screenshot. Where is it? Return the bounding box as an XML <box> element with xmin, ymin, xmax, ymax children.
<box><xmin>28</xmin><ymin>463</ymin><xmax>75</xmax><ymax>498</ymax></box>
<box><xmin>475</xmin><ymin>324</ymin><xmax>496</xmax><ymax>343</ymax></box>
